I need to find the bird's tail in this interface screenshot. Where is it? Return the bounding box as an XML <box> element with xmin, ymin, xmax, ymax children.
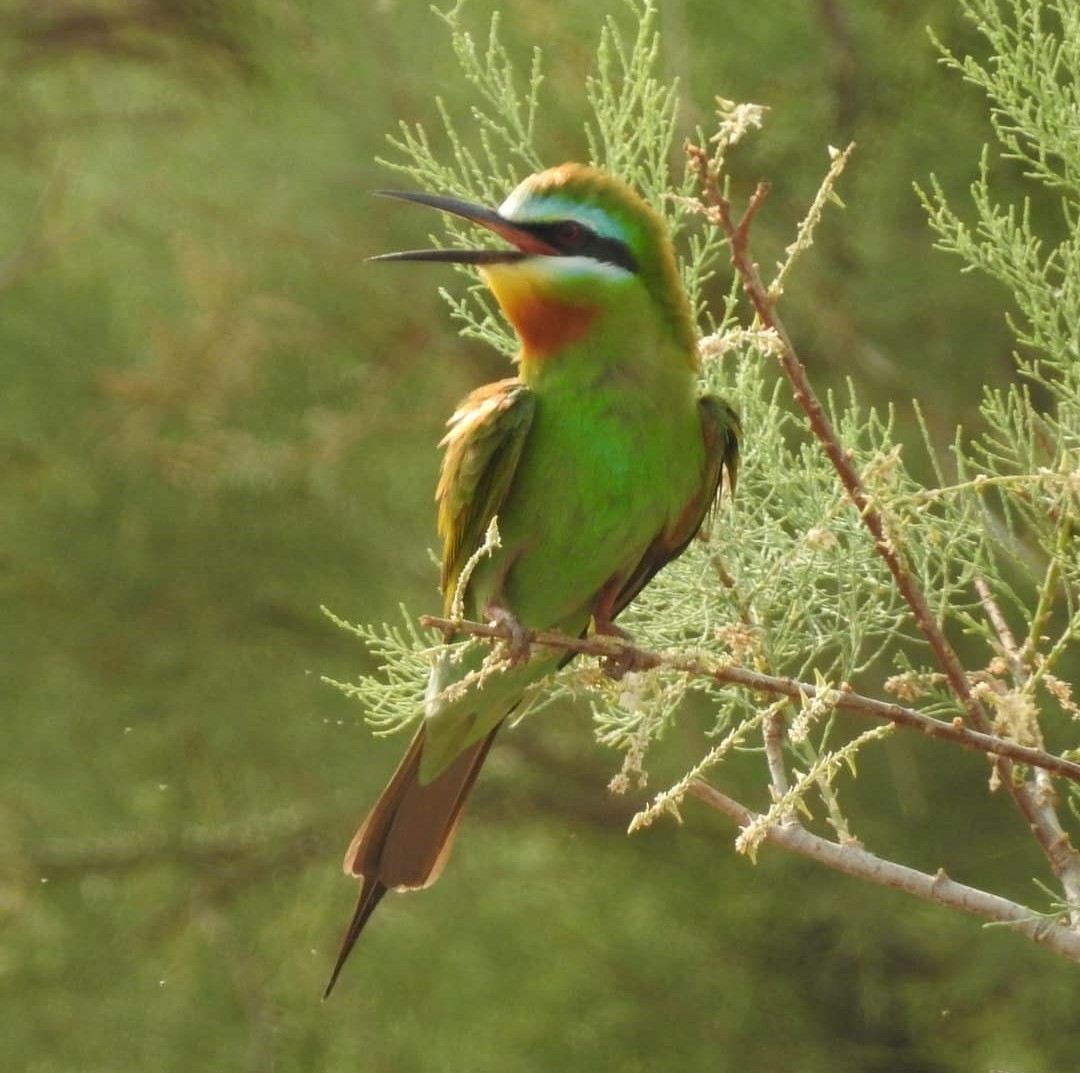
<box><xmin>323</xmin><ymin>722</ymin><xmax>500</xmax><ymax>997</ymax></box>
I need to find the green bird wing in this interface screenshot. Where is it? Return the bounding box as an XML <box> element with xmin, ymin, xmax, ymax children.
<box><xmin>605</xmin><ymin>393</ymin><xmax>741</xmax><ymax>622</ymax></box>
<box><xmin>436</xmin><ymin>377</ymin><xmax>537</xmax><ymax>611</ymax></box>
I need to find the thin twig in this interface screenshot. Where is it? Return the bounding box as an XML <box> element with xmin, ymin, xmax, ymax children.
<box><xmin>1020</xmin><ymin>511</ymin><xmax>1068</xmax><ymax>669</ymax></box>
<box><xmin>763</xmin><ymin>707</ymin><xmax>792</xmax><ymax>802</ymax></box>
<box><xmin>714</xmin><ymin>556</ymin><xmax>793</xmax><ymax>807</ymax></box>
<box><xmin>687</xmin><ymin>781</ymin><xmax>1080</xmax><ymax>962</ymax></box>
<box><xmin>418</xmin><ymin>615</ymin><xmax>1080</xmax><ymax>782</ymax></box>
<box><xmin>975</xmin><ymin>574</ymin><xmax>1025</xmax><ymax>680</ymax></box>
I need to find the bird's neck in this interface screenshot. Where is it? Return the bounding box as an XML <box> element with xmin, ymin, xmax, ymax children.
<box><xmin>481</xmin><ymin>261</ymin><xmax>698</xmax><ymax>382</ymax></box>
<box><xmin>516</xmin><ymin>295</ymin><xmax>695</xmax><ymax>395</ymax></box>
<box><xmin>502</xmin><ymin>292</ymin><xmax>600</xmax><ymax>360</ymax></box>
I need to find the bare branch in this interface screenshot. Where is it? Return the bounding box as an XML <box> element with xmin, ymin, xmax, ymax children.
<box><xmin>763</xmin><ymin>707</ymin><xmax>792</xmax><ymax>803</ymax></box>
<box><xmin>687</xmin><ymin>781</ymin><xmax>1080</xmax><ymax>963</ymax></box>
<box><xmin>975</xmin><ymin>574</ymin><xmax>1026</xmax><ymax>680</ymax></box>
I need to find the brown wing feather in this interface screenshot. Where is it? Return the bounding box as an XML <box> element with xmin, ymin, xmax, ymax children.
<box><xmin>436</xmin><ymin>378</ymin><xmax>536</xmax><ymax>605</ymax></box>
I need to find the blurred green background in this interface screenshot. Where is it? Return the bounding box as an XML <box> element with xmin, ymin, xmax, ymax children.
<box><xmin>3</xmin><ymin>2</ymin><xmax>1076</xmax><ymax>1070</ymax></box>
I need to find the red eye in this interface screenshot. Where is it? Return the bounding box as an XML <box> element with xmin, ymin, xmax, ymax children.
<box><xmin>555</xmin><ymin>221</ymin><xmax>587</xmax><ymax>248</ymax></box>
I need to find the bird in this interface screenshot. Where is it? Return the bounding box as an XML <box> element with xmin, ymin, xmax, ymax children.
<box><xmin>324</xmin><ymin>163</ymin><xmax>740</xmax><ymax>996</ymax></box>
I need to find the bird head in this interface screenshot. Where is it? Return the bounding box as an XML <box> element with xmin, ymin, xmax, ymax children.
<box><xmin>372</xmin><ymin>164</ymin><xmax>697</xmax><ymax>365</ymax></box>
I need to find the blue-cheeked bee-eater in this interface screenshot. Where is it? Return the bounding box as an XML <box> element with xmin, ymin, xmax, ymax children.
<box><xmin>324</xmin><ymin>163</ymin><xmax>740</xmax><ymax>995</ymax></box>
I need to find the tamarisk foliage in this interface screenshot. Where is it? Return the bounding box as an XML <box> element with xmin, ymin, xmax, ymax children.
<box><xmin>329</xmin><ymin>0</ymin><xmax>1080</xmax><ymax>959</ymax></box>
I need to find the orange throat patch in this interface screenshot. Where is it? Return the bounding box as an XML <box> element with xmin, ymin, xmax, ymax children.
<box><xmin>481</xmin><ymin>267</ymin><xmax>598</xmax><ymax>359</ymax></box>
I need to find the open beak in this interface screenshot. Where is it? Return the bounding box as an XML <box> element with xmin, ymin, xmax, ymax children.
<box><xmin>368</xmin><ymin>190</ymin><xmax>557</xmax><ymax>264</ymax></box>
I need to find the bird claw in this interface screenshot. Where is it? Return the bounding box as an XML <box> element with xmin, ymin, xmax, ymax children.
<box><xmin>485</xmin><ymin>604</ymin><xmax>532</xmax><ymax>666</ymax></box>
<box><xmin>594</xmin><ymin>621</ymin><xmax>640</xmax><ymax>681</ymax></box>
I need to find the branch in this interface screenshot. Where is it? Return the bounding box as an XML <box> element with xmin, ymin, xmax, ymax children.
<box><xmin>975</xmin><ymin>574</ymin><xmax>1026</xmax><ymax>680</ymax></box>
<box><xmin>763</xmin><ymin>704</ymin><xmax>792</xmax><ymax>802</ymax></box>
<box><xmin>418</xmin><ymin>615</ymin><xmax>1080</xmax><ymax>783</ymax></box>
<box><xmin>685</xmin><ymin>144</ymin><xmax>1080</xmax><ymax>918</ymax></box>
<box><xmin>696</xmin><ymin>153</ymin><xmax>988</xmax><ymax>729</ymax></box>
<box><xmin>687</xmin><ymin>781</ymin><xmax>1080</xmax><ymax>963</ymax></box>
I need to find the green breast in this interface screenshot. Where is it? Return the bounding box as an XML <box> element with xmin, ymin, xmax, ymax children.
<box><xmin>464</xmin><ymin>351</ymin><xmax>703</xmax><ymax>632</ymax></box>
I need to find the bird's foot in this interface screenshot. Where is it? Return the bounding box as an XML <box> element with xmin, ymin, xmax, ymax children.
<box><xmin>593</xmin><ymin>620</ymin><xmax>641</xmax><ymax>681</ymax></box>
<box><xmin>485</xmin><ymin>604</ymin><xmax>532</xmax><ymax>666</ymax></box>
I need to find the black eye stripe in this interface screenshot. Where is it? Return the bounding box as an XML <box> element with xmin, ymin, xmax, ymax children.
<box><xmin>527</xmin><ymin>221</ymin><xmax>639</xmax><ymax>274</ymax></box>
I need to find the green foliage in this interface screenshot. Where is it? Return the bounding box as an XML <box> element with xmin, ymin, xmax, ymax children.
<box><xmin>929</xmin><ymin>0</ymin><xmax>1080</xmax><ymax>197</ymax></box>
<box><xmin>321</xmin><ymin>607</ymin><xmax>445</xmax><ymax>736</ymax></box>
<box><xmin>916</xmin><ymin>0</ymin><xmax>1080</xmax><ymax>715</ymax></box>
